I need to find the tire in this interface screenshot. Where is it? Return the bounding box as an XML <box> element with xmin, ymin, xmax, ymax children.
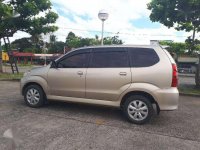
<box><xmin>24</xmin><ymin>85</ymin><xmax>45</xmax><ymax>108</ymax></box>
<box><xmin>123</xmin><ymin>95</ymin><xmax>153</xmax><ymax>125</ymax></box>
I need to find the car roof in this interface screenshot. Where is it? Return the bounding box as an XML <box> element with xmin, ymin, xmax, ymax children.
<box><xmin>57</xmin><ymin>44</ymin><xmax>163</xmax><ymax>62</ymax></box>
<box><xmin>59</xmin><ymin>45</ymin><xmax>162</xmax><ymax>59</ymax></box>
<box><xmin>76</xmin><ymin>45</ymin><xmax>160</xmax><ymax>50</ymax></box>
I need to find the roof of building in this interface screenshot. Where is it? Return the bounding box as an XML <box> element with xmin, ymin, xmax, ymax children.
<box><xmin>178</xmin><ymin>57</ymin><xmax>199</xmax><ymax>63</ymax></box>
<box><xmin>13</xmin><ymin>52</ymin><xmax>34</xmax><ymax>57</ymax></box>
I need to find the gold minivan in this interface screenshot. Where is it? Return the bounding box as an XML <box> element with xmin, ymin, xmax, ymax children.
<box><xmin>20</xmin><ymin>45</ymin><xmax>179</xmax><ymax>124</ymax></box>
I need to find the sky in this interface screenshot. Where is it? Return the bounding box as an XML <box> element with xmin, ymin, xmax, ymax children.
<box><xmin>10</xmin><ymin>0</ymin><xmax>200</xmax><ymax>45</ymax></box>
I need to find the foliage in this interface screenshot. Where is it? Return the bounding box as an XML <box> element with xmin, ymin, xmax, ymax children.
<box><xmin>0</xmin><ymin>0</ymin><xmax>58</xmax><ymax>73</ymax></box>
<box><xmin>48</xmin><ymin>41</ymin><xmax>65</xmax><ymax>54</ymax></box>
<box><xmin>66</xmin><ymin>32</ymin><xmax>123</xmax><ymax>49</ymax></box>
<box><xmin>148</xmin><ymin>0</ymin><xmax>200</xmax><ymax>54</ymax></box>
<box><xmin>11</xmin><ymin>37</ymin><xmax>43</xmax><ymax>53</ymax></box>
<box><xmin>159</xmin><ymin>41</ymin><xmax>186</xmax><ymax>55</ymax></box>
<box><xmin>66</xmin><ymin>32</ymin><xmax>81</xmax><ymax>48</ymax></box>
<box><xmin>0</xmin><ymin>0</ymin><xmax>58</xmax><ymax>39</ymax></box>
<box><xmin>185</xmin><ymin>37</ymin><xmax>200</xmax><ymax>54</ymax></box>
<box><xmin>11</xmin><ymin>38</ymin><xmax>32</xmax><ymax>52</ymax></box>
<box><xmin>104</xmin><ymin>36</ymin><xmax>123</xmax><ymax>45</ymax></box>
<box><xmin>147</xmin><ymin>0</ymin><xmax>200</xmax><ymax>31</ymax></box>
<box><xmin>10</xmin><ymin>32</ymin><xmax>123</xmax><ymax>54</ymax></box>
<box><xmin>50</xmin><ymin>35</ymin><xmax>56</xmax><ymax>44</ymax></box>
<box><xmin>0</xmin><ymin>0</ymin><xmax>12</xmax><ymax>19</ymax></box>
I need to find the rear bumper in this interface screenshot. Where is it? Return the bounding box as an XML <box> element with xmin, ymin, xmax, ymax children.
<box><xmin>154</xmin><ymin>88</ymin><xmax>179</xmax><ymax>110</ymax></box>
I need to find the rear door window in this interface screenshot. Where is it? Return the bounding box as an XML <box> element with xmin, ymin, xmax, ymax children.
<box><xmin>129</xmin><ymin>48</ymin><xmax>159</xmax><ymax>67</ymax></box>
<box><xmin>90</xmin><ymin>48</ymin><xmax>129</xmax><ymax>68</ymax></box>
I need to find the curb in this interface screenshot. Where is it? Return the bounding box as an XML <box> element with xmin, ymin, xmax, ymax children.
<box><xmin>178</xmin><ymin>74</ymin><xmax>195</xmax><ymax>78</ymax></box>
<box><xmin>179</xmin><ymin>93</ymin><xmax>200</xmax><ymax>97</ymax></box>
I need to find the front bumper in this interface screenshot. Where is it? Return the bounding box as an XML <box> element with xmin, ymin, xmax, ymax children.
<box><xmin>20</xmin><ymin>77</ymin><xmax>27</xmax><ymax>95</ymax></box>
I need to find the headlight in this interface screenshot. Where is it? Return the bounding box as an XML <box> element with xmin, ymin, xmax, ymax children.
<box><xmin>23</xmin><ymin>71</ymin><xmax>31</xmax><ymax>77</ymax></box>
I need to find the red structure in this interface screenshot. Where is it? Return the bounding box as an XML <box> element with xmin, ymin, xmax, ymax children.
<box><xmin>13</xmin><ymin>52</ymin><xmax>34</xmax><ymax>64</ymax></box>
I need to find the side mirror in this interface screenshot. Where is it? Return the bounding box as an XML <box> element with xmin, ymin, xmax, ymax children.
<box><xmin>51</xmin><ymin>60</ymin><xmax>57</xmax><ymax>68</ymax></box>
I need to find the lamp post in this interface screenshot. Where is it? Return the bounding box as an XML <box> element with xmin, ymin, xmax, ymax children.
<box><xmin>42</xmin><ymin>33</ymin><xmax>49</xmax><ymax>66</ymax></box>
<box><xmin>98</xmin><ymin>10</ymin><xmax>109</xmax><ymax>45</ymax></box>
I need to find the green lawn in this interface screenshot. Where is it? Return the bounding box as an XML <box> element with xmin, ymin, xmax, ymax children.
<box><xmin>179</xmin><ymin>87</ymin><xmax>200</xmax><ymax>95</ymax></box>
<box><xmin>0</xmin><ymin>73</ymin><xmax>23</xmax><ymax>80</ymax></box>
<box><xmin>17</xmin><ymin>63</ymin><xmax>33</xmax><ymax>67</ymax></box>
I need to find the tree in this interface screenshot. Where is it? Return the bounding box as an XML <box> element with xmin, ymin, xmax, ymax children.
<box><xmin>48</xmin><ymin>41</ymin><xmax>65</xmax><ymax>54</ymax></box>
<box><xmin>148</xmin><ymin>0</ymin><xmax>200</xmax><ymax>87</ymax></box>
<box><xmin>104</xmin><ymin>36</ymin><xmax>123</xmax><ymax>45</ymax></box>
<box><xmin>159</xmin><ymin>41</ymin><xmax>186</xmax><ymax>56</ymax></box>
<box><xmin>0</xmin><ymin>0</ymin><xmax>58</xmax><ymax>72</ymax></box>
<box><xmin>0</xmin><ymin>0</ymin><xmax>58</xmax><ymax>39</ymax></box>
<box><xmin>66</xmin><ymin>32</ymin><xmax>123</xmax><ymax>49</ymax></box>
<box><xmin>0</xmin><ymin>0</ymin><xmax>13</xmax><ymax>72</ymax></box>
<box><xmin>31</xmin><ymin>34</ymin><xmax>44</xmax><ymax>53</ymax></box>
<box><xmin>147</xmin><ymin>0</ymin><xmax>200</xmax><ymax>54</ymax></box>
<box><xmin>66</xmin><ymin>32</ymin><xmax>81</xmax><ymax>48</ymax></box>
<box><xmin>11</xmin><ymin>38</ymin><xmax>32</xmax><ymax>52</ymax></box>
<box><xmin>10</xmin><ymin>36</ymin><xmax>45</xmax><ymax>53</ymax></box>
<box><xmin>50</xmin><ymin>35</ymin><xmax>56</xmax><ymax>45</ymax></box>
<box><xmin>185</xmin><ymin>37</ymin><xmax>200</xmax><ymax>54</ymax></box>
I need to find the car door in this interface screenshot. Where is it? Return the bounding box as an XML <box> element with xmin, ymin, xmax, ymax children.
<box><xmin>48</xmin><ymin>49</ymin><xmax>90</xmax><ymax>98</ymax></box>
<box><xmin>86</xmin><ymin>47</ymin><xmax>132</xmax><ymax>101</ymax></box>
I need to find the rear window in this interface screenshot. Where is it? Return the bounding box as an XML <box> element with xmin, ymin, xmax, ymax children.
<box><xmin>129</xmin><ymin>48</ymin><xmax>159</xmax><ymax>67</ymax></box>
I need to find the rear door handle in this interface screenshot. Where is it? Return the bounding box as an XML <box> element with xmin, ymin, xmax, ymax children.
<box><xmin>77</xmin><ymin>71</ymin><xmax>83</xmax><ymax>75</ymax></box>
<box><xmin>119</xmin><ymin>72</ymin><xmax>127</xmax><ymax>76</ymax></box>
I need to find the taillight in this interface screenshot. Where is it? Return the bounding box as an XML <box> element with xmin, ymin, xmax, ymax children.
<box><xmin>171</xmin><ymin>64</ymin><xmax>178</xmax><ymax>87</ymax></box>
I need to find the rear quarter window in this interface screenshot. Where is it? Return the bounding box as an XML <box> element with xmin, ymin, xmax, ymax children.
<box><xmin>129</xmin><ymin>48</ymin><xmax>160</xmax><ymax>67</ymax></box>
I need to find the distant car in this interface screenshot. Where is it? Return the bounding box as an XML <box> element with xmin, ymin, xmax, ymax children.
<box><xmin>20</xmin><ymin>45</ymin><xmax>179</xmax><ymax>124</ymax></box>
<box><xmin>178</xmin><ymin>68</ymin><xmax>193</xmax><ymax>74</ymax></box>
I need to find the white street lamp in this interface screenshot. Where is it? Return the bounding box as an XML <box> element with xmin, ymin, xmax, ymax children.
<box><xmin>42</xmin><ymin>34</ymin><xmax>49</xmax><ymax>66</ymax></box>
<box><xmin>98</xmin><ymin>10</ymin><xmax>109</xmax><ymax>45</ymax></box>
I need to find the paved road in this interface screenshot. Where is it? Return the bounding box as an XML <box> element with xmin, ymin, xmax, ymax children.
<box><xmin>0</xmin><ymin>81</ymin><xmax>200</xmax><ymax>150</ymax></box>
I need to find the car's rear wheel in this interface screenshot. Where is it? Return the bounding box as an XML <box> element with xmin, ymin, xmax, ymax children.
<box><xmin>24</xmin><ymin>85</ymin><xmax>45</xmax><ymax>108</ymax></box>
<box><xmin>123</xmin><ymin>95</ymin><xmax>153</xmax><ymax>124</ymax></box>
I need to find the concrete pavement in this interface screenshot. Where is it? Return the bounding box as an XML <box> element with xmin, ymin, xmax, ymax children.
<box><xmin>0</xmin><ymin>81</ymin><xmax>200</xmax><ymax>150</ymax></box>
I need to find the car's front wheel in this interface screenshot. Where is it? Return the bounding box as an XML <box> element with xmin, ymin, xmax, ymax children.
<box><xmin>123</xmin><ymin>95</ymin><xmax>153</xmax><ymax>124</ymax></box>
<box><xmin>24</xmin><ymin>85</ymin><xmax>45</xmax><ymax>108</ymax></box>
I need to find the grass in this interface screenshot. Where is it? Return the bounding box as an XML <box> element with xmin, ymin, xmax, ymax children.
<box><xmin>3</xmin><ymin>63</ymin><xmax>33</xmax><ymax>67</ymax></box>
<box><xmin>17</xmin><ymin>63</ymin><xmax>33</xmax><ymax>67</ymax></box>
<box><xmin>179</xmin><ymin>87</ymin><xmax>200</xmax><ymax>95</ymax></box>
<box><xmin>0</xmin><ymin>73</ymin><xmax>23</xmax><ymax>80</ymax></box>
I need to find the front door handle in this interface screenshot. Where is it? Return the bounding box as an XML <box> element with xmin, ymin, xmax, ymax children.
<box><xmin>119</xmin><ymin>72</ymin><xmax>127</xmax><ymax>76</ymax></box>
<box><xmin>77</xmin><ymin>71</ymin><xmax>83</xmax><ymax>75</ymax></box>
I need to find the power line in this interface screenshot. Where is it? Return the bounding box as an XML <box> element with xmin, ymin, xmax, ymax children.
<box><xmin>58</xmin><ymin>27</ymin><xmax>192</xmax><ymax>38</ymax></box>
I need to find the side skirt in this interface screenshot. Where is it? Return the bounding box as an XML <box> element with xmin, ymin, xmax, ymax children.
<box><xmin>47</xmin><ymin>95</ymin><xmax>120</xmax><ymax>107</ymax></box>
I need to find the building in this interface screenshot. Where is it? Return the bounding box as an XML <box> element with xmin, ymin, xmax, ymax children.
<box><xmin>178</xmin><ymin>57</ymin><xmax>199</xmax><ymax>73</ymax></box>
<box><xmin>2</xmin><ymin>51</ymin><xmax>62</xmax><ymax>65</ymax></box>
